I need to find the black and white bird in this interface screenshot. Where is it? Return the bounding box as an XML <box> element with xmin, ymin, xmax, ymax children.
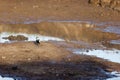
<box><xmin>35</xmin><ymin>37</ymin><xmax>40</xmax><ymax>44</ymax></box>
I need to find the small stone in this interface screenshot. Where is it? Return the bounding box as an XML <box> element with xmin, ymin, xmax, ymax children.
<box><xmin>33</xmin><ymin>5</ymin><xmax>39</xmax><ymax>8</ymax></box>
<box><xmin>2</xmin><ymin>56</ymin><xmax>6</xmax><ymax>59</ymax></box>
<box><xmin>42</xmin><ymin>71</ymin><xmax>46</xmax><ymax>74</ymax></box>
<box><xmin>28</xmin><ymin>58</ymin><xmax>31</xmax><ymax>61</ymax></box>
<box><xmin>14</xmin><ymin>6</ymin><xmax>17</xmax><ymax>9</ymax></box>
<box><xmin>68</xmin><ymin>58</ymin><xmax>71</xmax><ymax>61</ymax></box>
<box><xmin>86</xmin><ymin>50</ymin><xmax>89</xmax><ymax>52</ymax></box>
<box><xmin>56</xmin><ymin>74</ymin><xmax>59</xmax><ymax>76</ymax></box>
<box><xmin>116</xmin><ymin>51</ymin><xmax>119</xmax><ymax>54</ymax></box>
<box><xmin>12</xmin><ymin>55</ymin><xmax>16</xmax><ymax>58</ymax></box>
<box><xmin>65</xmin><ymin>39</ymin><xmax>70</xmax><ymax>42</ymax></box>
<box><xmin>100</xmin><ymin>13</ymin><xmax>104</xmax><ymax>16</ymax></box>
<box><xmin>12</xmin><ymin>66</ymin><xmax>18</xmax><ymax>70</ymax></box>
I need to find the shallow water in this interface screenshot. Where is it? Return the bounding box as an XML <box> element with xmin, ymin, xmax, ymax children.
<box><xmin>107</xmin><ymin>71</ymin><xmax>120</xmax><ymax>80</ymax></box>
<box><xmin>0</xmin><ymin>76</ymin><xmax>14</xmax><ymax>80</ymax></box>
<box><xmin>110</xmin><ymin>40</ymin><xmax>120</xmax><ymax>45</ymax></box>
<box><xmin>74</xmin><ymin>49</ymin><xmax>120</xmax><ymax>63</ymax></box>
<box><xmin>0</xmin><ymin>71</ymin><xmax>119</xmax><ymax>80</ymax></box>
<box><xmin>0</xmin><ymin>32</ymin><xmax>64</xmax><ymax>43</ymax></box>
<box><xmin>0</xmin><ymin>75</ymin><xmax>27</xmax><ymax>80</ymax></box>
<box><xmin>74</xmin><ymin>49</ymin><xmax>120</xmax><ymax>79</ymax></box>
<box><xmin>103</xmin><ymin>26</ymin><xmax>120</xmax><ymax>35</ymax></box>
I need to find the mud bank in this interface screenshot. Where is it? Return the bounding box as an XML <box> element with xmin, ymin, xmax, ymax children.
<box><xmin>0</xmin><ymin>42</ymin><xmax>120</xmax><ymax>80</ymax></box>
<box><xmin>0</xmin><ymin>42</ymin><xmax>70</xmax><ymax>63</ymax></box>
<box><xmin>0</xmin><ymin>22</ymin><xmax>120</xmax><ymax>43</ymax></box>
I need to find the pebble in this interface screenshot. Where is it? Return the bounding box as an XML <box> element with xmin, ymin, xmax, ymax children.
<box><xmin>12</xmin><ymin>66</ymin><xmax>18</xmax><ymax>70</ymax></box>
<box><xmin>56</xmin><ymin>74</ymin><xmax>59</xmax><ymax>76</ymax></box>
<box><xmin>28</xmin><ymin>58</ymin><xmax>31</xmax><ymax>61</ymax></box>
<box><xmin>86</xmin><ymin>50</ymin><xmax>89</xmax><ymax>52</ymax></box>
<box><xmin>33</xmin><ymin>5</ymin><xmax>39</xmax><ymax>8</ymax></box>
<box><xmin>2</xmin><ymin>56</ymin><xmax>6</xmax><ymax>59</ymax></box>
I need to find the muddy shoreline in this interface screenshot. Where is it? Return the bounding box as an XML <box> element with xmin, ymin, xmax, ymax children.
<box><xmin>0</xmin><ymin>41</ymin><xmax>120</xmax><ymax>80</ymax></box>
<box><xmin>0</xmin><ymin>0</ymin><xmax>120</xmax><ymax>80</ymax></box>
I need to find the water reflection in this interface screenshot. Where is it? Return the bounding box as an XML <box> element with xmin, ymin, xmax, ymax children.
<box><xmin>0</xmin><ymin>32</ymin><xmax>64</xmax><ymax>43</ymax></box>
<box><xmin>0</xmin><ymin>22</ymin><xmax>119</xmax><ymax>43</ymax></box>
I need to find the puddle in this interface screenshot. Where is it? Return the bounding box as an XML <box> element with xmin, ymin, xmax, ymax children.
<box><xmin>95</xmin><ymin>26</ymin><xmax>120</xmax><ymax>35</ymax></box>
<box><xmin>0</xmin><ymin>75</ymin><xmax>26</xmax><ymax>80</ymax></box>
<box><xmin>107</xmin><ymin>71</ymin><xmax>120</xmax><ymax>80</ymax></box>
<box><xmin>0</xmin><ymin>76</ymin><xmax>14</xmax><ymax>80</ymax></box>
<box><xmin>103</xmin><ymin>26</ymin><xmax>120</xmax><ymax>35</ymax></box>
<box><xmin>0</xmin><ymin>32</ymin><xmax>64</xmax><ymax>43</ymax></box>
<box><xmin>0</xmin><ymin>73</ymin><xmax>28</xmax><ymax>80</ymax></box>
<box><xmin>110</xmin><ymin>40</ymin><xmax>120</xmax><ymax>45</ymax></box>
<box><xmin>74</xmin><ymin>49</ymin><xmax>120</xmax><ymax>63</ymax></box>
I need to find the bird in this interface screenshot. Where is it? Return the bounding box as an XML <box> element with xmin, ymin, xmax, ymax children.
<box><xmin>35</xmin><ymin>37</ymin><xmax>40</xmax><ymax>44</ymax></box>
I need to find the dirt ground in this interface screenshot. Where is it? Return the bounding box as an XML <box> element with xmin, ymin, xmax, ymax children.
<box><xmin>0</xmin><ymin>0</ymin><xmax>120</xmax><ymax>24</ymax></box>
<box><xmin>0</xmin><ymin>41</ymin><xmax>71</xmax><ymax>64</ymax></box>
<box><xmin>0</xmin><ymin>0</ymin><xmax>120</xmax><ymax>80</ymax></box>
<box><xmin>0</xmin><ymin>41</ymin><xmax>120</xmax><ymax>80</ymax></box>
